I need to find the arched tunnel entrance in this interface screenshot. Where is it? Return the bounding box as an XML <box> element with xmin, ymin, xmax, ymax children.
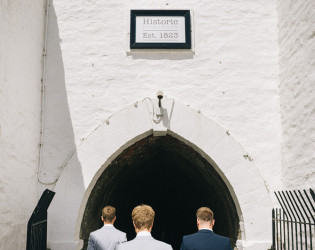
<box><xmin>80</xmin><ymin>135</ymin><xmax>240</xmax><ymax>249</ymax></box>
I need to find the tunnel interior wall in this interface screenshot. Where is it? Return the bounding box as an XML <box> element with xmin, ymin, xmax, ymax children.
<box><xmin>80</xmin><ymin>135</ymin><xmax>239</xmax><ymax>249</ymax></box>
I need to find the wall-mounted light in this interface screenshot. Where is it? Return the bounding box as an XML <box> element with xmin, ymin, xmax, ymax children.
<box><xmin>157</xmin><ymin>90</ymin><xmax>163</xmax><ymax>108</ymax></box>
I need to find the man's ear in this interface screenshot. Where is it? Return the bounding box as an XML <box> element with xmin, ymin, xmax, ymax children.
<box><xmin>101</xmin><ymin>216</ymin><xmax>104</xmax><ymax>222</ymax></box>
<box><xmin>112</xmin><ymin>216</ymin><xmax>116</xmax><ymax>223</ymax></box>
<box><xmin>212</xmin><ymin>219</ymin><xmax>215</xmax><ymax>228</ymax></box>
<box><xmin>133</xmin><ymin>221</ymin><xmax>138</xmax><ymax>233</ymax></box>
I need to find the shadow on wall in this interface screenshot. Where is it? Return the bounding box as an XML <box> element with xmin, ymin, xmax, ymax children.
<box><xmin>38</xmin><ymin>0</ymin><xmax>84</xmax><ymax>183</ymax></box>
<box><xmin>39</xmin><ymin>1</ymin><xmax>85</xmax><ymax>248</ymax></box>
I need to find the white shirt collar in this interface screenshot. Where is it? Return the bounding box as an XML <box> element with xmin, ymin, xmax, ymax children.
<box><xmin>104</xmin><ymin>224</ymin><xmax>114</xmax><ymax>227</ymax></box>
<box><xmin>137</xmin><ymin>231</ymin><xmax>151</xmax><ymax>237</ymax></box>
<box><xmin>199</xmin><ymin>227</ymin><xmax>212</xmax><ymax>231</ymax></box>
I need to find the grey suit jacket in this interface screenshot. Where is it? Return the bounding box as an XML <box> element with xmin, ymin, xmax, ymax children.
<box><xmin>87</xmin><ymin>225</ymin><xmax>127</xmax><ymax>250</ymax></box>
<box><xmin>115</xmin><ymin>235</ymin><xmax>173</xmax><ymax>250</ymax></box>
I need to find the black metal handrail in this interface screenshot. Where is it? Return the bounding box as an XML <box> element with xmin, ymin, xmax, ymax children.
<box><xmin>27</xmin><ymin>189</ymin><xmax>55</xmax><ymax>250</ymax></box>
<box><xmin>272</xmin><ymin>188</ymin><xmax>315</xmax><ymax>250</ymax></box>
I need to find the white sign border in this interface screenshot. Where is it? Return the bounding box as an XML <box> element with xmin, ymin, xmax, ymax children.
<box><xmin>129</xmin><ymin>9</ymin><xmax>193</xmax><ymax>50</ymax></box>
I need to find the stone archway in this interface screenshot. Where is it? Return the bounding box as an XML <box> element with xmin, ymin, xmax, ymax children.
<box><xmin>80</xmin><ymin>135</ymin><xmax>239</xmax><ymax>249</ymax></box>
<box><xmin>47</xmin><ymin>99</ymin><xmax>272</xmax><ymax>250</ymax></box>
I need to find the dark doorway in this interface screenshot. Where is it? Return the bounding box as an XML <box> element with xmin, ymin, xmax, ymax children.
<box><xmin>80</xmin><ymin>135</ymin><xmax>239</xmax><ymax>249</ymax></box>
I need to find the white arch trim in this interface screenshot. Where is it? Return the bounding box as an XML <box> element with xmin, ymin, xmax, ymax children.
<box><xmin>47</xmin><ymin>99</ymin><xmax>272</xmax><ymax>250</ymax></box>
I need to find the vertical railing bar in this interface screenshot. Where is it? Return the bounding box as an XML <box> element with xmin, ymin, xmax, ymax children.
<box><xmin>279</xmin><ymin>210</ymin><xmax>283</xmax><ymax>250</ymax></box>
<box><xmin>288</xmin><ymin>191</ymin><xmax>303</xmax><ymax>250</ymax></box>
<box><xmin>295</xmin><ymin>219</ymin><xmax>298</xmax><ymax>250</ymax></box>
<box><xmin>300</xmin><ymin>190</ymin><xmax>314</xmax><ymax>250</ymax></box>
<box><xmin>276</xmin><ymin>192</ymin><xmax>289</xmax><ymax>250</ymax></box>
<box><xmin>274</xmin><ymin>189</ymin><xmax>315</xmax><ymax>250</ymax></box>
<box><xmin>286</xmin><ymin>191</ymin><xmax>301</xmax><ymax>250</ymax></box>
<box><xmin>294</xmin><ymin>190</ymin><xmax>308</xmax><ymax>250</ymax></box>
<box><xmin>312</xmin><ymin>223</ymin><xmax>314</xmax><ymax>250</ymax></box>
<box><xmin>285</xmin><ymin>211</ymin><xmax>290</xmax><ymax>250</ymax></box>
<box><xmin>288</xmin><ymin>191</ymin><xmax>305</xmax><ymax>250</ymax></box>
<box><xmin>280</xmin><ymin>191</ymin><xmax>296</xmax><ymax>249</ymax></box>
<box><xmin>277</xmin><ymin>208</ymin><xmax>279</xmax><ymax>250</ymax></box>
<box><xmin>283</xmin><ymin>211</ymin><xmax>287</xmax><ymax>250</ymax></box>
<box><xmin>273</xmin><ymin>209</ymin><xmax>276</xmax><ymax>250</ymax></box>
<box><xmin>290</xmin><ymin>215</ymin><xmax>294</xmax><ymax>250</ymax></box>
<box><xmin>303</xmin><ymin>190</ymin><xmax>315</xmax><ymax>221</ymax></box>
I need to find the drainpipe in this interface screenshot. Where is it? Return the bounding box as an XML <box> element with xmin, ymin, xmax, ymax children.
<box><xmin>38</xmin><ymin>0</ymin><xmax>50</xmax><ymax>185</ymax></box>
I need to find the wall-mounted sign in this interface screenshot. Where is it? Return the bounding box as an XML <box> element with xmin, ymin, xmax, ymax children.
<box><xmin>130</xmin><ymin>10</ymin><xmax>191</xmax><ymax>49</ymax></box>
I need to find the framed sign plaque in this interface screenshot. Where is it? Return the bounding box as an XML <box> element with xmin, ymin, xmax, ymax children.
<box><xmin>130</xmin><ymin>10</ymin><xmax>191</xmax><ymax>49</ymax></box>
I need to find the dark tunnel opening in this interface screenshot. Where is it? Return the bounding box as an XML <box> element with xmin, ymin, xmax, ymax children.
<box><xmin>80</xmin><ymin>135</ymin><xmax>239</xmax><ymax>250</ymax></box>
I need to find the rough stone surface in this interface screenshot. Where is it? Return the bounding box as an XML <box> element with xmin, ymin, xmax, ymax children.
<box><xmin>0</xmin><ymin>0</ymin><xmax>45</xmax><ymax>248</ymax></box>
<box><xmin>1</xmin><ymin>0</ymin><xmax>314</xmax><ymax>249</ymax></box>
<box><xmin>28</xmin><ymin>0</ymin><xmax>282</xmax><ymax>249</ymax></box>
<box><xmin>278</xmin><ymin>0</ymin><xmax>315</xmax><ymax>189</ymax></box>
<box><xmin>42</xmin><ymin>0</ymin><xmax>281</xmax><ymax>191</ymax></box>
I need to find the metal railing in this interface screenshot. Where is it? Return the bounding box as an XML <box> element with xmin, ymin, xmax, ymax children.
<box><xmin>27</xmin><ymin>189</ymin><xmax>55</xmax><ymax>250</ymax></box>
<box><xmin>272</xmin><ymin>189</ymin><xmax>315</xmax><ymax>250</ymax></box>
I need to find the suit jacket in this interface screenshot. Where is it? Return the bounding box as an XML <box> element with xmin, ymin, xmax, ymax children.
<box><xmin>115</xmin><ymin>235</ymin><xmax>173</xmax><ymax>250</ymax></box>
<box><xmin>180</xmin><ymin>229</ymin><xmax>232</xmax><ymax>250</ymax></box>
<box><xmin>87</xmin><ymin>225</ymin><xmax>127</xmax><ymax>250</ymax></box>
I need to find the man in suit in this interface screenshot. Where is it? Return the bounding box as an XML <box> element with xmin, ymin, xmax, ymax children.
<box><xmin>180</xmin><ymin>207</ymin><xmax>232</xmax><ymax>250</ymax></box>
<box><xmin>87</xmin><ymin>206</ymin><xmax>127</xmax><ymax>250</ymax></box>
<box><xmin>115</xmin><ymin>204</ymin><xmax>173</xmax><ymax>250</ymax></box>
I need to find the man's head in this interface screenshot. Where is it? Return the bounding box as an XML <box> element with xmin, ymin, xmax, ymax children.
<box><xmin>101</xmin><ymin>206</ymin><xmax>116</xmax><ymax>224</ymax></box>
<box><xmin>196</xmin><ymin>207</ymin><xmax>215</xmax><ymax>229</ymax></box>
<box><xmin>132</xmin><ymin>204</ymin><xmax>155</xmax><ymax>232</ymax></box>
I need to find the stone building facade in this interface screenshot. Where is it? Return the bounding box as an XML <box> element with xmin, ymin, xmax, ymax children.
<box><xmin>0</xmin><ymin>0</ymin><xmax>314</xmax><ymax>249</ymax></box>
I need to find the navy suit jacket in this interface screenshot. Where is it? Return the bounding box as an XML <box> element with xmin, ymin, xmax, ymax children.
<box><xmin>180</xmin><ymin>229</ymin><xmax>232</xmax><ymax>250</ymax></box>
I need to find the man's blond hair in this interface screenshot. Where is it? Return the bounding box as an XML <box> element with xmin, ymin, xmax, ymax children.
<box><xmin>132</xmin><ymin>204</ymin><xmax>155</xmax><ymax>230</ymax></box>
<box><xmin>196</xmin><ymin>207</ymin><xmax>214</xmax><ymax>221</ymax></box>
<box><xmin>102</xmin><ymin>206</ymin><xmax>116</xmax><ymax>222</ymax></box>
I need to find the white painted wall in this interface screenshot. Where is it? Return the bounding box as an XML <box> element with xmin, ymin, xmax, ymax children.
<box><xmin>0</xmin><ymin>0</ymin><xmax>45</xmax><ymax>248</ymax></box>
<box><xmin>4</xmin><ymin>0</ymin><xmax>314</xmax><ymax>249</ymax></box>
<box><xmin>40</xmin><ymin>0</ymin><xmax>282</xmax><ymax>248</ymax></box>
<box><xmin>278</xmin><ymin>0</ymin><xmax>315</xmax><ymax>189</ymax></box>
<box><xmin>41</xmin><ymin>0</ymin><xmax>282</xmax><ymax>190</ymax></box>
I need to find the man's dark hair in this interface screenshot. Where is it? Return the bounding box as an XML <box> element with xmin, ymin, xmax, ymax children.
<box><xmin>196</xmin><ymin>207</ymin><xmax>214</xmax><ymax>221</ymax></box>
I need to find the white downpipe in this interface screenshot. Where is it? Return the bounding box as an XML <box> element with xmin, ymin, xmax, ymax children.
<box><xmin>38</xmin><ymin>0</ymin><xmax>51</xmax><ymax>185</ymax></box>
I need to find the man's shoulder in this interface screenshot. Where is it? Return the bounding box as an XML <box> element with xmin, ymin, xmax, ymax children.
<box><xmin>183</xmin><ymin>232</ymin><xmax>198</xmax><ymax>239</ymax></box>
<box><xmin>152</xmin><ymin>238</ymin><xmax>172</xmax><ymax>248</ymax></box>
<box><xmin>183</xmin><ymin>230</ymin><xmax>230</xmax><ymax>241</ymax></box>
<box><xmin>182</xmin><ymin>231</ymin><xmax>231</xmax><ymax>249</ymax></box>
<box><xmin>89</xmin><ymin>228</ymin><xmax>101</xmax><ymax>237</ymax></box>
<box><xmin>115</xmin><ymin>237</ymin><xmax>172</xmax><ymax>250</ymax></box>
<box><xmin>148</xmin><ymin>237</ymin><xmax>172</xmax><ymax>250</ymax></box>
<box><xmin>90</xmin><ymin>226</ymin><xmax>126</xmax><ymax>237</ymax></box>
<box><xmin>183</xmin><ymin>230</ymin><xmax>207</xmax><ymax>239</ymax></box>
<box><xmin>212</xmin><ymin>232</ymin><xmax>230</xmax><ymax>241</ymax></box>
<box><xmin>112</xmin><ymin>227</ymin><xmax>126</xmax><ymax>235</ymax></box>
<box><xmin>115</xmin><ymin>239</ymin><xmax>136</xmax><ymax>250</ymax></box>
